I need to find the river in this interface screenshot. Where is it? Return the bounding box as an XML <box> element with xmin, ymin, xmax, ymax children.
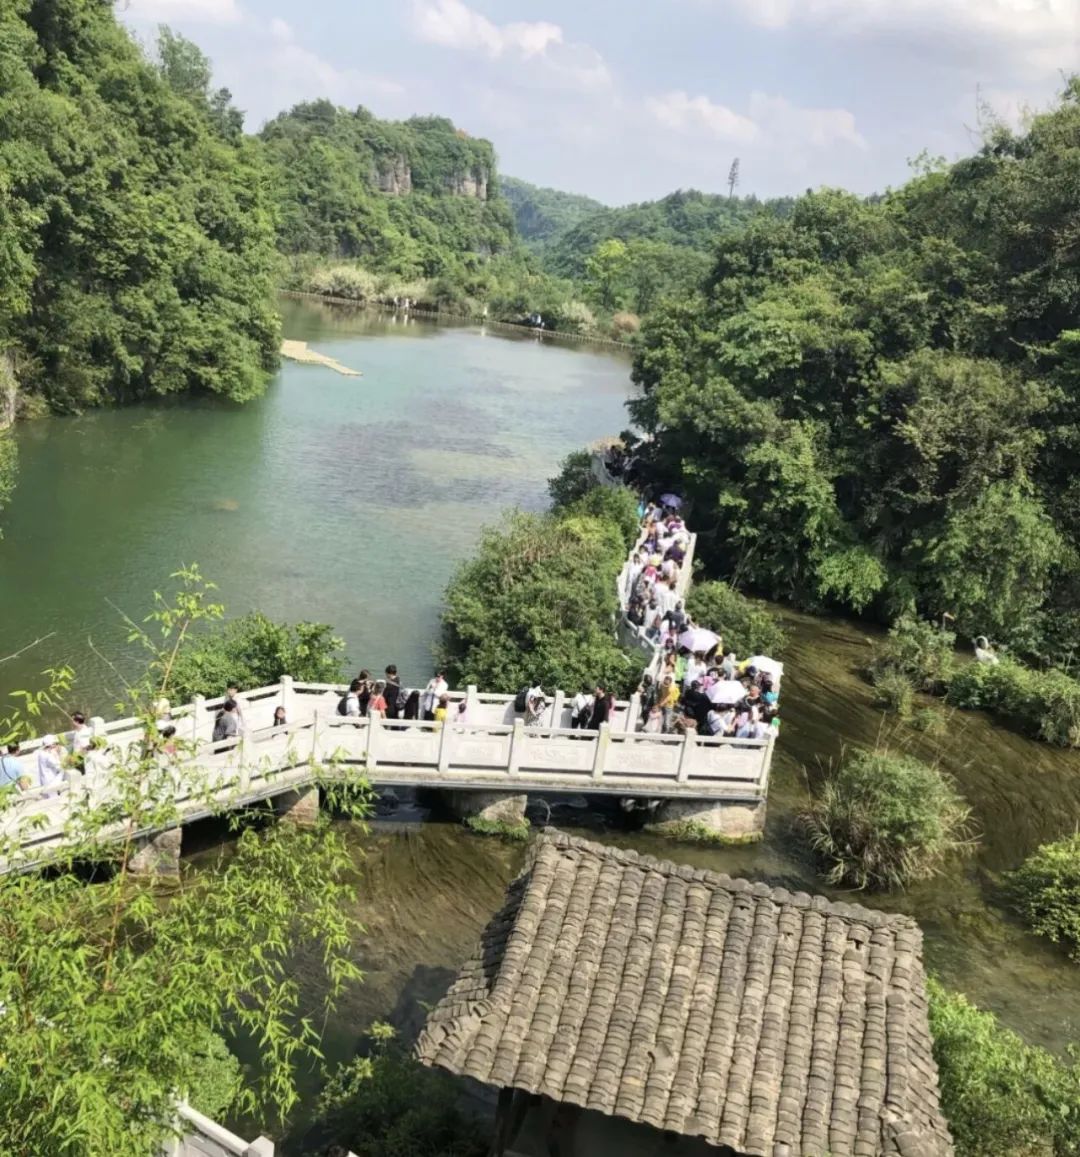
<box><xmin>3</xmin><ymin>300</ymin><xmax>1079</xmax><ymax>1149</ymax></box>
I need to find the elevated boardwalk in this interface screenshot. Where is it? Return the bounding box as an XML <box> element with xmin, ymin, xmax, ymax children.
<box><xmin>2</xmin><ymin>678</ymin><xmax>774</xmax><ymax>868</ymax></box>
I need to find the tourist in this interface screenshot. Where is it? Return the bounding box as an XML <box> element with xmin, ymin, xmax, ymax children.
<box><xmin>36</xmin><ymin>735</ymin><xmax>64</xmax><ymax>792</ymax></box>
<box><xmin>721</xmin><ymin>651</ymin><xmax>738</xmax><ymax>681</ymax></box>
<box><xmin>159</xmin><ymin>725</ymin><xmax>179</xmax><ymax>757</ymax></box>
<box><xmin>402</xmin><ymin>689</ymin><xmax>421</xmax><ymax>720</ymax></box>
<box><xmin>0</xmin><ymin>742</ymin><xmax>25</xmax><ymax>791</ymax></box>
<box><xmin>682</xmin><ymin>680</ymin><xmax>712</xmax><ymax>730</ymax></box>
<box><xmin>705</xmin><ymin>706</ymin><xmax>735</xmax><ymax>737</ymax></box>
<box><xmin>665</xmin><ymin>600</ymin><xmax>689</xmax><ymax>635</ymax></box>
<box><xmin>212</xmin><ymin>700</ymin><xmax>239</xmax><ymax>743</ymax></box>
<box><xmin>341</xmin><ymin>679</ymin><xmax>362</xmax><ymax>717</ymax></box>
<box><xmin>454</xmin><ymin>700</ymin><xmax>469</xmax><ymax>725</ymax></box>
<box><xmin>67</xmin><ymin>711</ymin><xmax>93</xmax><ymax>753</ymax></box>
<box><xmin>384</xmin><ymin>665</ymin><xmax>402</xmax><ymax>720</ymax></box>
<box><xmin>587</xmin><ymin>686</ymin><xmax>613</xmax><ymax>729</ymax></box>
<box><xmin>683</xmin><ymin>651</ymin><xmax>707</xmax><ymax>691</ymax></box>
<box><xmin>434</xmin><ymin>694</ymin><xmax>450</xmax><ymax>725</ymax></box>
<box><xmin>421</xmin><ymin>671</ymin><xmax>448</xmax><ymax>721</ymax></box>
<box><xmin>658</xmin><ymin>675</ymin><xmax>680</xmax><ymax>733</ymax></box>
<box><xmin>273</xmin><ymin>705</ymin><xmax>287</xmax><ymax>728</ymax></box>
<box><xmin>368</xmin><ymin>680</ymin><xmax>389</xmax><ymax>719</ymax></box>
<box><xmin>226</xmin><ymin>684</ymin><xmax>246</xmax><ymax>735</ymax></box>
<box><xmin>355</xmin><ymin>670</ymin><xmax>373</xmax><ymax>716</ymax></box>
<box><xmin>525</xmin><ymin>684</ymin><xmax>547</xmax><ymax>727</ymax></box>
<box><xmin>571</xmin><ymin>686</ymin><xmax>592</xmax><ymax>730</ymax></box>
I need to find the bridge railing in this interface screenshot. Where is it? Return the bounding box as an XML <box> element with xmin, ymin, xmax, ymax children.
<box><xmin>1</xmin><ymin>679</ymin><xmax>775</xmax><ymax>863</ymax></box>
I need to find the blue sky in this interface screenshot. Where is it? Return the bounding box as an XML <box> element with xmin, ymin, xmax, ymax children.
<box><xmin>121</xmin><ymin>0</ymin><xmax>1079</xmax><ymax>204</ymax></box>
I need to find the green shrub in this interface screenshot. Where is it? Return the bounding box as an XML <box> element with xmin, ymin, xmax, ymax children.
<box><xmin>565</xmin><ymin>485</ymin><xmax>641</xmax><ymax>553</ymax></box>
<box><xmin>184</xmin><ymin>1031</ymin><xmax>243</xmax><ymax>1119</ymax></box>
<box><xmin>314</xmin><ymin>1023</ymin><xmax>487</xmax><ymax>1157</ymax></box>
<box><xmin>685</xmin><ymin>582</ymin><xmax>788</xmax><ymax>658</ymax></box>
<box><xmin>871</xmin><ymin>668</ymin><xmax>915</xmax><ymax>719</ymax></box>
<box><xmin>169</xmin><ymin>612</ymin><xmax>347</xmax><ymax>701</ymax></box>
<box><xmin>1007</xmin><ymin>833</ymin><xmax>1080</xmax><ymax>959</ymax></box>
<box><xmin>547</xmin><ymin>449</ymin><xmax>599</xmax><ymax>510</ymax></box>
<box><xmin>870</xmin><ymin>616</ymin><xmax>956</xmax><ymax>693</ymax></box>
<box><xmin>947</xmin><ymin>659</ymin><xmax>1080</xmax><ymax>747</ymax></box>
<box><xmin>438</xmin><ymin>510</ymin><xmax>638</xmax><ymax>697</ymax></box>
<box><xmin>928</xmin><ymin>978</ymin><xmax>1080</xmax><ymax>1157</ymax></box>
<box><xmin>800</xmin><ymin>749</ymin><xmax>975</xmax><ymax>890</ymax></box>
<box><xmin>308</xmin><ymin>264</ymin><xmax>380</xmax><ymax>301</ymax></box>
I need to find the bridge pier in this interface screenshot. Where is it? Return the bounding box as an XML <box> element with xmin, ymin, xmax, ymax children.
<box><xmin>446</xmin><ymin>790</ymin><xmax>529</xmax><ymax>837</ymax></box>
<box><xmin>128</xmin><ymin>827</ymin><xmax>182</xmax><ymax>876</ymax></box>
<box><xmin>647</xmin><ymin>797</ymin><xmax>766</xmax><ymax>845</ymax></box>
<box><xmin>274</xmin><ymin>786</ymin><xmax>320</xmax><ymax>827</ymax></box>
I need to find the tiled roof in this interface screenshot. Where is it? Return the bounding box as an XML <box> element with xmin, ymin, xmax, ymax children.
<box><xmin>416</xmin><ymin>832</ymin><xmax>953</xmax><ymax>1157</ymax></box>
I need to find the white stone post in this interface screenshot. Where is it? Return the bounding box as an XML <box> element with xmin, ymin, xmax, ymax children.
<box><xmin>244</xmin><ymin>1140</ymin><xmax>275</xmax><ymax>1157</ymax></box>
<box><xmin>236</xmin><ymin>733</ymin><xmax>250</xmax><ymax>796</ymax></box>
<box><xmin>759</xmin><ymin>731</ymin><xmax>777</xmax><ymax>798</ymax></box>
<box><xmin>366</xmin><ymin>712</ymin><xmax>380</xmax><ymax>772</ymax></box>
<box><xmin>676</xmin><ymin>732</ymin><xmax>693</xmax><ymax>784</ymax></box>
<box><xmin>467</xmin><ymin>684</ymin><xmax>480</xmax><ymax>715</ymax></box>
<box><xmin>437</xmin><ymin>719</ymin><xmax>453</xmax><ymax>773</ymax></box>
<box><xmin>626</xmin><ymin>692</ymin><xmax>641</xmax><ymax>734</ymax></box>
<box><xmin>280</xmin><ymin>675</ymin><xmax>295</xmax><ymax>722</ymax></box>
<box><xmin>508</xmin><ymin>719</ymin><xmax>525</xmax><ymax>776</ymax></box>
<box><xmin>591</xmin><ymin>723</ymin><xmax>611</xmax><ymax>781</ymax></box>
<box><xmin>551</xmin><ymin>689</ymin><xmax>565</xmax><ymax>729</ymax></box>
<box><xmin>192</xmin><ymin>695</ymin><xmax>206</xmax><ymax>744</ymax></box>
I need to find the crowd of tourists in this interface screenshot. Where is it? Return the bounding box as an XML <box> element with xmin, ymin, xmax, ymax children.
<box><xmin>625</xmin><ymin>498</ymin><xmax>782</xmax><ymax>740</ymax></box>
<box><xmin>0</xmin><ymin>712</ymin><xmax>94</xmax><ymax>795</ymax></box>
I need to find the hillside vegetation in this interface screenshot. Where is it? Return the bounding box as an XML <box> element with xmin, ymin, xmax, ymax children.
<box><xmin>500</xmin><ymin>176</ymin><xmax>606</xmax><ymax>249</ymax></box>
<box><xmin>631</xmin><ymin>82</ymin><xmax>1080</xmax><ymax>667</ymax></box>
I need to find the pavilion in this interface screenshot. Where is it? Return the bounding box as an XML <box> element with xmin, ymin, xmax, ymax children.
<box><xmin>415</xmin><ymin>831</ymin><xmax>953</xmax><ymax>1157</ymax></box>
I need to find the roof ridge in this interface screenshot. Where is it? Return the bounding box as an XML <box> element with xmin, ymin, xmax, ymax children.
<box><xmin>534</xmin><ymin>829</ymin><xmax>919</xmax><ymax>934</ymax></box>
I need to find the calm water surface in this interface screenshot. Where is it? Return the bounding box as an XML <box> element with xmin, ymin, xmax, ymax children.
<box><xmin>0</xmin><ymin>300</ymin><xmax>632</xmax><ymax>700</ymax></box>
<box><xmin>3</xmin><ymin>301</ymin><xmax>1078</xmax><ymax>1147</ymax></box>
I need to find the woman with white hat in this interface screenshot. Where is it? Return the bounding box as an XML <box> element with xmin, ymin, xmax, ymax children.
<box><xmin>36</xmin><ymin>736</ymin><xmax>64</xmax><ymax>794</ymax></box>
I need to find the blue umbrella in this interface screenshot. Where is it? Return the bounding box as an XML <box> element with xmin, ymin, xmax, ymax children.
<box><xmin>659</xmin><ymin>493</ymin><xmax>683</xmax><ymax>509</ymax></box>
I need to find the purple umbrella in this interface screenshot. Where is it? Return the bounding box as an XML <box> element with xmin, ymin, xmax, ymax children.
<box><xmin>659</xmin><ymin>493</ymin><xmax>683</xmax><ymax>509</ymax></box>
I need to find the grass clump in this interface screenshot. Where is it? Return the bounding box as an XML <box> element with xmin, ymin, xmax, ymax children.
<box><xmin>871</xmin><ymin>668</ymin><xmax>915</xmax><ymax>719</ymax></box>
<box><xmin>910</xmin><ymin>706</ymin><xmax>948</xmax><ymax>736</ymax></box>
<box><xmin>800</xmin><ymin>749</ymin><xmax>976</xmax><ymax>890</ymax></box>
<box><xmin>1007</xmin><ymin>833</ymin><xmax>1080</xmax><ymax>960</ymax></box>
<box><xmin>648</xmin><ymin>819</ymin><xmax>763</xmax><ymax>846</ymax></box>
<box><xmin>869</xmin><ymin>615</ymin><xmax>956</xmax><ymax>693</ymax></box>
<box><xmin>464</xmin><ymin>816</ymin><xmax>530</xmax><ymax>842</ymax></box>
<box><xmin>947</xmin><ymin>659</ymin><xmax>1080</xmax><ymax>748</ymax></box>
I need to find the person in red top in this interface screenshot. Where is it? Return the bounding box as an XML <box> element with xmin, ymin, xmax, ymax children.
<box><xmin>368</xmin><ymin>680</ymin><xmax>389</xmax><ymax>719</ymax></box>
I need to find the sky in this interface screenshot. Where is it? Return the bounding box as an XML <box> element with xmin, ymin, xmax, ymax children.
<box><xmin>119</xmin><ymin>0</ymin><xmax>1080</xmax><ymax>204</ymax></box>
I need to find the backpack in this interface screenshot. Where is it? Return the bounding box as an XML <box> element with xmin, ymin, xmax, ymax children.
<box><xmin>513</xmin><ymin>687</ymin><xmax>529</xmax><ymax>713</ymax></box>
<box><xmin>336</xmin><ymin>694</ymin><xmax>349</xmax><ymax>716</ymax></box>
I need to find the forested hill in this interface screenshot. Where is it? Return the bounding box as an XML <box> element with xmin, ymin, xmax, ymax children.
<box><xmin>540</xmin><ymin>189</ymin><xmax>795</xmax><ymax>279</ymax></box>
<box><xmin>0</xmin><ymin>5</ymin><xmax>280</xmax><ymax>416</ymax></box>
<box><xmin>262</xmin><ymin>102</ymin><xmax>517</xmax><ymax>278</ymax></box>
<box><xmin>631</xmin><ymin>81</ymin><xmax>1080</xmax><ymax>666</ymax></box>
<box><xmin>500</xmin><ymin>176</ymin><xmax>606</xmax><ymax>249</ymax></box>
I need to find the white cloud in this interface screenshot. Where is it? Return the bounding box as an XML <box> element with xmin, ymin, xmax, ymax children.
<box><xmin>749</xmin><ymin>92</ymin><xmax>867</xmax><ymax>150</ymax></box>
<box><xmin>411</xmin><ymin>0</ymin><xmax>611</xmax><ymax>90</ymax></box>
<box><xmin>647</xmin><ymin>89</ymin><xmax>865</xmax><ymax>151</ymax></box>
<box><xmin>647</xmin><ymin>91</ymin><xmax>759</xmax><ymax>142</ymax></box>
<box><xmin>120</xmin><ymin>0</ymin><xmax>242</xmax><ymax>23</ymax></box>
<box><xmin>727</xmin><ymin>0</ymin><xmax>1079</xmax><ymax>73</ymax></box>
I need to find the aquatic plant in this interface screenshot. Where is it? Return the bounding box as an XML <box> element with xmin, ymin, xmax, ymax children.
<box><xmin>947</xmin><ymin>659</ymin><xmax>1080</xmax><ymax>748</ymax></box>
<box><xmin>869</xmin><ymin>616</ymin><xmax>957</xmax><ymax>694</ymax></box>
<box><xmin>800</xmin><ymin>749</ymin><xmax>976</xmax><ymax>890</ymax></box>
<box><xmin>870</xmin><ymin>668</ymin><xmax>915</xmax><ymax>720</ymax></box>
<box><xmin>1007</xmin><ymin>833</ymin><xmax>1080</xmax><ymax>961</ymax></box>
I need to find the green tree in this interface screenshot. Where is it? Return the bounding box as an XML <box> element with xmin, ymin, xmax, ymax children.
<box><xmin>1007</xmin><ymin>833</ymin><xmax>1080</xmax><ymax>959</ymax></box>
<box><xmin>584</xmin><ymin>238</ymin><xmax>631</xmax><ymax>312</ymax></box>
<box><xmin>0</xmin><ymin>567</ymin><xmax>371</xmax><ymax>1155</ymax></box>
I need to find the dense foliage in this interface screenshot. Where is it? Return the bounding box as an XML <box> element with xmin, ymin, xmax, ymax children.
<box><xmin>501</xmin><ymin>175</ymin><xmax>605</xmax><ymax>250</ymax></box>
<box><xmin>0</xmin><ymin>568</ymin><xmax>371</xmax><ymax>1155</ymax></box>
<box><xmin>630</xmin><ymin>85</ymin><xmax>1080</xmax><ymax>667</ymax></box>
<box><xmin>168</xmin><ymin>611</ymin><xmax>347</xmax><ymax>702</ymax></box>
<box><xmin>947</xmin><ymin>658</ymin><xmax>1080</xmax><ymax>747</ymax></box>
<box><xmin>869</xmin><ymin>617</ymin><xmax>957</xmax><ymax>694</ymax></box>
<box><xmin>1007</xmin><ymin>834</ymin><xmax>1080</xmax><ymax>960</ymax></box>
<box><xmin>928</xmin><ymin>979</ymin><xmax>1080</xmax><ymax>1156</ymax></box>
<box><xmin>0</xmin><ymin>7</ymin><xmax>280</xmax><ymax>414</ymax></box>
<box><xmin>438</xmin><ymin>506</ymin><xmax>638</xmax><ymax>697</ymax></box>
<box><xmin>684</xmin><ymin>582</ymin><xmax>787</xmax><ymax>658</ymax></box>
<box><xmin>800</xmin><ymin>749</ymin><xmax>975</xmax><ymax>890</ymax></box>
<box><xmin>308</xmin><ymin>1024</ymin><xmax>486</xmax><ymax>1157</ymax></box>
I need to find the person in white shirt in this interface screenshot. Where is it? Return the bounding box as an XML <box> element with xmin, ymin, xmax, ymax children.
<box><xmin>344</xmin><ymin>679</ymin><xmax>362</xmax><ymax>717</ymax></box>
<box><xmin>68</xmin><ymin>712</ymin><xmax>93</xmax><ymax>753</ymax></box>
<box><xmin>226</xmin><ymin>685</ymin><xmax>246</xmax><ymax>735</ymax></box>
<box><xmin>421</xmin><ymin>672</ymin><xmax>448</xmax><ymax>721</ymax></box>
<box><xmin>525</xmin><ymin>684</ymin><xmax>546</xmax><ymax>726</ymax></box>
<box><xmin>683</xmin><ymin>654</ymin><xmax>706</xmax><ymax>691</ymax></box>
<box><xmin>36</xmin><ymin>735</ymin><xmax>64</xmax><ymax>795</ymax></box>
<box><xmin>570</xmin><ymin>688</ymin><xmax>592</xmax><ymax>730</ymax></box>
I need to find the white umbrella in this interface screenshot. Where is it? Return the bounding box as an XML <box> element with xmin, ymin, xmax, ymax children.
<box><xmin>707</xmin><ymin>679</ymin><xmax>746</xmax><ymax>705</ymax></box>
<box><xmin>745</xmin><ymin>655</ymin><xmax>784</xmax><ymax>678</ymax></box>
<box><xmin>679</xmin><ymin>628</ymin><xmax>719</xmax><ymax>653</ymax></box>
